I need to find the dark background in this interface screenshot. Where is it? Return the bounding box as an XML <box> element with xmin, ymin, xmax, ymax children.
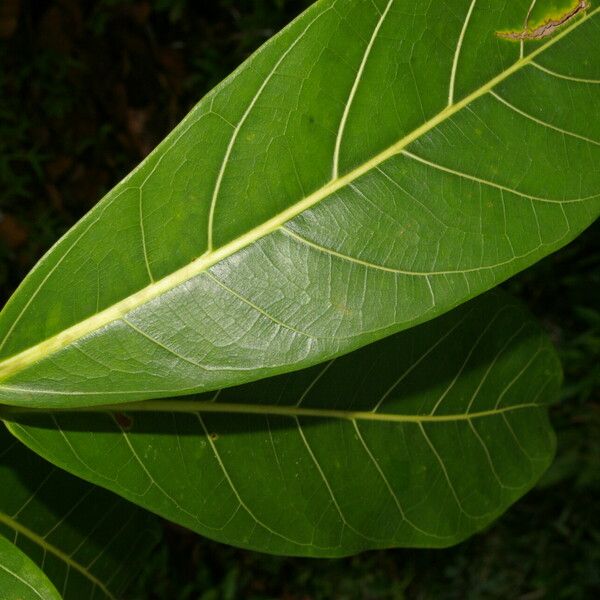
<box><xmin>0</xmin><ymin>1</ymin><xmax>598</xmax><ymax>598</ymax></box>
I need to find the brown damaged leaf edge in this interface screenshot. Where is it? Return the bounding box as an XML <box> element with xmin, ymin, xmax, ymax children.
<box><xmin>497</xmin><ymin>0</ymin><xmax>589</xmax><ymax>40</ymax></box>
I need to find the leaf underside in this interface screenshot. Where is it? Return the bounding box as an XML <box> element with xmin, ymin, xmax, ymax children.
<box><xmin>5</xmin><ymin>291</ymin><xmax>561</xmax><ymax>557</ymax></box>
<box><xmin>0</xmin><ymin>426</ymin><xmax>160</xmax><ymax>599</ymax></box>
<box><xmin>0</xmin><ymin>0</ymin><xmax>598</xmax><ymax>408</ymax></box>
<box><xmin>0</xmin><ymin>535</ymin><xmax>60</xmax><ymax>600</ymax></box>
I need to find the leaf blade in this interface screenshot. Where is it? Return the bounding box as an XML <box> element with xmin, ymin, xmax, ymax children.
<box><xmin>0</xmin><ymin>535</ymin><xmax>61</xmax><ymax>600</ymax></box>
<box><xmin>0</xmin><ymin>0</ymin><xmax>597</xmax><ymax>407</ymax></box>
<box><xmin>0</xmin><ymin>425</ymin><xmax>160</xmax><ymax>599</ymax></box>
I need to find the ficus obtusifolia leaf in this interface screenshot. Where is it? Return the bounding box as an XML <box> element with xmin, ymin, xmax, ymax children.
<box><xmin>0</xmin><ymin>0</ymin><xmax>598</xmax><ymax>560</ymax></box>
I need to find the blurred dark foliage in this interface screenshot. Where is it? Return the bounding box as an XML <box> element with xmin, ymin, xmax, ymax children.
<box><xmin>0</xmin><ymin>1</ymin><xmax>598</xmax><ymax>598</ymax></box>
<box><xmin>0</xmin><ymin>0</ymin><xmax>310</xmax><ymax>297</ymax></box>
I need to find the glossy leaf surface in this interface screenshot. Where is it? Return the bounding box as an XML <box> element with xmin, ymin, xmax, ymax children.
<box><xmin>0</xmin><ymin>425</ymin><xmax>160</xmax><ymax>599</ymax></box>
<box><xmin>0</xmin><ymin>535</ymin><xmax>60</xmax><ymax>600</ymax></box>
<box><xmin>5</xmin><ymin>292</ymin><xmax>560</xmax><ymax>556</ymax></box>
<box><xmin>0</xmin><ymin>0</ymin><xmax>598</xmax><ymax>408</ymax></box>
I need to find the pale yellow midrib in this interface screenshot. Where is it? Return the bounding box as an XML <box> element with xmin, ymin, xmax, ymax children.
<box><xmin>0</xmin><ymin>512</ymin><xmax>117</xmax><ymax>600</ymax></box>
<box><xmin>0</xmin><ymin>7</ymin><xmax>596</xmax><ymax>385</ymax></box>
<box><xmin>3</xmin><ymin>399</ymin><xmax>541</xmax><ymax>423</ymax></box>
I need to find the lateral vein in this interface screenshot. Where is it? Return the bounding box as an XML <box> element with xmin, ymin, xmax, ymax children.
<box><xmin>332</xmin><ymin>0</ymin><xmax>395</xmax><ymax>178</ymax></box>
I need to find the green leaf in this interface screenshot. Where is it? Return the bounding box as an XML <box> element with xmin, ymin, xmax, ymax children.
<box><xmin>0</xmin><ymin>425</ymin><xmax>160</xmax><ymax>599</ymax></box>
<box><xmin>3</xmin><ymin>292</ymin><xmax>561</xmax><ymax>556</ymax></box>
<box><xmin>0</xmin><ymin>535</ymin><xmax>61</xmax><ymax>600</ymax></box>
<box><xmin>0</xmin><ymin>0</ymin><xmax>597</xmax><ymax>408</ymax></box>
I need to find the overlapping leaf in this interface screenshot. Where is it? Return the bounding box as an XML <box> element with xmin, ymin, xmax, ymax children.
<box><xmin>0</xmin><ymin>535</ymin><xmax>60</xmax><ymax>600</ymax></box>
<box><xmin>0</xmin><ymin>425</ymin><xmax>160</xmax><ymax>599</ymax></box>
<box><xmin>0</xmin><ymin>0</ymin><xmax>597</xmax><ymax>408</ymax></box>
<box><xmin>4</xmin><ymin>292</ymin><xmax>560</xmax><ymax>556</ymax></box>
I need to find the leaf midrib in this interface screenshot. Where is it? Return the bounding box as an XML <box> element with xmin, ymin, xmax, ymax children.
<box><xmin>1</xmin><ymin>399</ymin><xmax>541</xmax><ymax>423</ymax></box>
<box><xmin>0</xmin><ymin>6</ymin><xmax>596</xmax><ymax>386</ymax></box>
<box><xmin>0</xmin><ymin>512</ymin><xmax>116</xmax><ymax>600</ymax></box>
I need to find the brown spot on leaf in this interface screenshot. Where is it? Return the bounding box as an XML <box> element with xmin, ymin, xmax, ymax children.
<box><xmin>113</xmin><ymin>412</ymin><xmax>134</xmax><ymax>431</ymax></box>
<box><xmin>497</xmin><ymin>0</ymin><xmax>589</xmax><ymax>41</ymax></box>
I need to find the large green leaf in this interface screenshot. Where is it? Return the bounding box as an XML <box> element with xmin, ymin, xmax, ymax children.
<box><xmin>3</xmin><ymin>292</ymin><xmax>560</xmax><ymax>556</ymax></box>
<box><xmin>0</xmin><ymin>0</ymin><xmax>597</xmax><ymax>408</ymax></box>
<box><xmin>0</xmin><ymin>535</ymin><xmax>60</xmax><ymax>600</ymax></box>
<box><xmin>0</xmin><ymin>425</ymin><xmax>160</xmax><ymax>599</ymax></box>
